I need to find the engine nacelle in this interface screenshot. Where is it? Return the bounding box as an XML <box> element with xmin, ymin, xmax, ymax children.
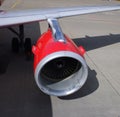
<box><xmin>32</xmin><ymin>29</ymin><xmax>88</xmax><ymax>96</ymax></box>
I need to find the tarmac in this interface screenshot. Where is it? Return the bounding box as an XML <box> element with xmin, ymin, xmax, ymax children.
<box><xmin>0</xmin><ymin>0</ymin><xmax>120</xmax><ymax>117</ymax></box>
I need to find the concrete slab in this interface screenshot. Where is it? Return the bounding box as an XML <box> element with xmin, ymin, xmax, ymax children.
<box><xmin>0</xmin><ymin>0</ymin><xmax>120</xmax><ymax>117</ymax></box>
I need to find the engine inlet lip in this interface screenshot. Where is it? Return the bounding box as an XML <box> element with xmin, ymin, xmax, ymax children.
<box><xmin>34</xmin><ymin>51</ymin><xmax>88</xmax><ymax>96</ymax></box>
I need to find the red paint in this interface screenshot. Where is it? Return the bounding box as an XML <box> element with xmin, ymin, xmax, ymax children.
<box><xmin>32</xmin><ymin>29</ymin><xmax>86</xmax><ymax>71</ymax></box>
<box><xmin>79</xmin><ymin>46</ymin><xmax>86</xmax><ymax>56</ymax></box>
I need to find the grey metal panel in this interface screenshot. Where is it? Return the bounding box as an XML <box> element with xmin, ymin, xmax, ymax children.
<box><xmin>0</xmin><ymin>5</ymin><xmax>120</xmax><ymax>27</ymax></box>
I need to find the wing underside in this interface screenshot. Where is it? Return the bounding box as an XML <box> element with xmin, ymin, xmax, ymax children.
<box><xmin>0</xmin><ymin>5</ymin><xmax>120</xmax><ymax>27</ymax></box>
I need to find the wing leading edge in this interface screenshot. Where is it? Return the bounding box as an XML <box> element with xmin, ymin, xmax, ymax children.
<box><xmin>0</xmin><ymin>5</ymin><xmax>120</xmax><ymax>27</ymax></box>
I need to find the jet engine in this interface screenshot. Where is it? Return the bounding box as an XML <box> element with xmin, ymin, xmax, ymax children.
<box><xmin>32</xmin><ymin>19</ymin><xmax>88</xmax><ymax>96</ymax></box>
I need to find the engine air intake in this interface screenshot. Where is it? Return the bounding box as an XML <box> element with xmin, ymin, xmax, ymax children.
<box><xmin>34</xmin><ymin>51</ymin><xmax>88</xmax><ymax>96</ymax></box>
<box><xmin>40</xmin><ymin>57</ymin><xmax>82</xmax><ymax>82</ymax></box>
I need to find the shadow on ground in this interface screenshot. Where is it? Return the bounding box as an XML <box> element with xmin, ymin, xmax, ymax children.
<box><xmin>73</xmin><ymin>33</ymin><xmax>120</xmax><ymax>51</ymax></box>
<box><xmin>0</xmin><ymin>53</ymin><xmax>10</xmax><ymax>74</ymax></box>
<box><xmin>0</xmin><ymin>22</ymin><xmax>41</xmax><ymax>75</ymax></box>
<box><xmin>0</xmin><ymin>22</ymin><xmax>53</xmax><ymax>117</ymax></box>
<box><xmin>0</xmin><ymin>70</ymin><xmax>53</xmax><ymax>117</ymax></box>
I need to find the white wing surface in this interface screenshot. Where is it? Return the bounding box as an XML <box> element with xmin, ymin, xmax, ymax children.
<box><xmin>0</xmin><ymin>5</ymin><xmax>120</xmax><ymax>27</ymax></box>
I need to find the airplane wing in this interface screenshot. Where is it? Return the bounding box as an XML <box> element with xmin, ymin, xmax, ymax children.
<box><xmin>0</xmin><ymin>5</ymin><xmax>120</xmax><ymax>27</ymax></box>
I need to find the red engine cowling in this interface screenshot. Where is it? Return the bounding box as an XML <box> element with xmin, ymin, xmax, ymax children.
<box><xmin>32</xmin><ymin>29</ymin><xmax>88</xmax><ymax>96</ymax></box>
